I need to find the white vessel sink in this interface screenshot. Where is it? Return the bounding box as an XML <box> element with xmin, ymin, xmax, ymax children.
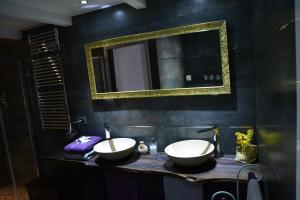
<box><xmin>164</xmin><ymin>140</ymin><xmax>215</xmax><ymax>167</ymax></box>
<box><xmin>93</xmin><ymin>138</ymin><xmax>136</xmax><ymax>161</ymax></box>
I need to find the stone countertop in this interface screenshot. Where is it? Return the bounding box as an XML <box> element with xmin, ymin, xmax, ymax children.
<box><xmin>41</xmin><ymin>152</ymin><xmax>255</xmax><ymax>183</ymax></box>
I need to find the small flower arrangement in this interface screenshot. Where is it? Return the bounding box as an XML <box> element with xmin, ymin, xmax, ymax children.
<box><xmin>235</xmin><ymin>129</ymin><xmax>254</xmax><ymax>153</ymax></box>
<box><xmin>234</xmin><ymin>128</ymin><xmax>257</xmax><ymax>163</ymax></box>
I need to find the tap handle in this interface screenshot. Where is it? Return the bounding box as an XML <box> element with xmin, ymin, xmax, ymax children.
<box><xmin>211</xmin><ymin>123</ymin><xmax>218</xmax><ymax>129</ymax></box>
<box><xmin>104</xmin><ymin>123</ymin><xmax>111</xmax><ymax>131</ymax></box>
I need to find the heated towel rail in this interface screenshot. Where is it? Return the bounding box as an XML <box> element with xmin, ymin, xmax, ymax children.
<box><xmin>28</xmin><ymin>28</ymin><xmax>70</xmax><ymax>131</ymax></box>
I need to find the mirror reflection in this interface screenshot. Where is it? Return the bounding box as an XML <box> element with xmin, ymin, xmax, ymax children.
<box><xmin>91</xmin><ymin>30</ymin><xmax>223</xmax><ymax>93</ymax></box>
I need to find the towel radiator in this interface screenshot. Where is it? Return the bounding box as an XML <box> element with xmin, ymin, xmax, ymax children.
<box><xmin>28</xmin><ymin>28</ymin><xmax>70</xmax><ymax>131</ymax></box>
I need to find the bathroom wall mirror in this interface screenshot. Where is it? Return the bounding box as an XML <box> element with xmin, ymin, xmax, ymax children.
<box><xmin>85</xmin><ymin>20</ymin><xmax>231</xmax><ymax>99</ymax></box>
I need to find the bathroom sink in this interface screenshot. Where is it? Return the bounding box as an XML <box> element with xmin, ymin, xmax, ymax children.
<box><xmin>164</xmin><ymin>140</ymin><xmax>215</xmax><ymax>167</ymax></box>
<box><xmin>93</xmin><ymin>138</ymin><xmax>136</xmax><ymax>161</ymax></box>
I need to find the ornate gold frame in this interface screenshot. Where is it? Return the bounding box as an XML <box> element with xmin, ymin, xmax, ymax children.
<box><xmin>85</xmin><ymin>20</ymin><xmax>231</xmax><ymax>99</ymax></box>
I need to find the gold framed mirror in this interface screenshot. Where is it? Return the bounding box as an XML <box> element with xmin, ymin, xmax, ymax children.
<box><xmin>85</xmin><ymin>20</ymin><xmax>231</xmax><ymax>100</ymax></box>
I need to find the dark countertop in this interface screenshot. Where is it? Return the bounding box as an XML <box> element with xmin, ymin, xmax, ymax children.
<box><xmin>41</xmin><ymin>152</ymin><xmax>255</xmax><ymax>183</ymax></box>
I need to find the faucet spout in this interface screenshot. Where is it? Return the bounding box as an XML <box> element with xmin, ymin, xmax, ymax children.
<box><xmin>196</xmin><ymin>124</ymin><xmax>222</xmax><ymax>158</ymax></box>
<box><xmin>104</xmin><ymin>123</ymin><xmax>112</xmax><ymax>140</ymax></box>
<box><xmin>213</xmin><ymin>126</ymin><xmax>223</xmax><ymax>158</ymax></box>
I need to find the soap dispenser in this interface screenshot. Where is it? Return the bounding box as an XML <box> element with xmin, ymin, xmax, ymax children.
<box><xmin>149</xmin><ymin>138</ymin><xmax>158</xmax><ymax>155</ymax></box>
<box><xmin>137</xmin><ymin>141</ymin><xmax>148</xmax><ymax>155</ymax></box>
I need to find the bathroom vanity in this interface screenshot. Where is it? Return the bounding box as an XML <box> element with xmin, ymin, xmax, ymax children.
<box><xmin>28</xmin><ymin>152</ymin><xmax>253</xmax><ymax>200</ymax></box>
<box><xmin>42</xmin><ymin>152</ymin><xmax>251</xmax><ymax>182</ymax></box>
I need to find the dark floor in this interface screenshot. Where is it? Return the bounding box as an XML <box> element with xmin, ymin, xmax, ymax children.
<box><xmin>0</xmin><ymin>186</ymin><xmax>29</xmax><ymax>200</ymax></box>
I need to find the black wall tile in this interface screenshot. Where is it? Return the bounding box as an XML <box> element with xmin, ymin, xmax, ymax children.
<box><xmin>0</xmin><ymin>122</ymin><xmax>11</xmax><ymax>186</ymax></box>
<box><xmin>60</xmin><ymin>0</ymin><xmax>256</xmax><ymax>152</ymax></box>
<box><xmin>31</xmin><ymin>0</ymin><xmax>257</xmax><ymax>156</ymax></box>
<box><xmin>253</xmin><ymin>0</ymin><xmax>296</xmax><ymax>199</ymax></box>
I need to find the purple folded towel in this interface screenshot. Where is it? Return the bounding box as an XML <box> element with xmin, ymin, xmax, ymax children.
<box><xmin>64</xmin><ymin>136</ymin><xmax>101</xmax><ymax>153</ymax></box>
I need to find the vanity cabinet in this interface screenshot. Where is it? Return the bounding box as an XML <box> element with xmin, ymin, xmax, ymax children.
<box><xmin>27</xmin><ymin>171</ymin><xmax>247</xmax><ymax>200</ymax></box>
<box><xmin>27</xmin><ymin>160</ymin><xmax>165</xmax><ymax>200</ymax></box>
<box><xmin>27</xmin><ymin>154</ymin><xmax>251</xmax><ymax>200</ymax></box>
<box><xmin>105</xmin><ymin>169</ymin><xmax>164</xmax><ymax>200</ymax></box>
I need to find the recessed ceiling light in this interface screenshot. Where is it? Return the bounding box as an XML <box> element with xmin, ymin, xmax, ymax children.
<box><xmin>80</xmin><ymin>0</ymin><xmax>88</xmax><ymax>5</ymax></box>
<box><xmin>100</xmin><ymin>4</ymin><xmax>112</xmax><ymax>9</ymax></box>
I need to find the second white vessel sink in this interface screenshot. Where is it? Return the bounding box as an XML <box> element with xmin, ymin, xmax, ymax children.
<box><xmin>164</xmin><ymin>140</ymin><xmax>215</xmax><ymax>167</ymax></box>
<box><xmin>93</xmin><ymin>138</ymin><xmax>136</xmax><ymax>161</ymax></box>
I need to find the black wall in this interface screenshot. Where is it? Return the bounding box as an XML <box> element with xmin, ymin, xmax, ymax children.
<box><xmin>253</xmin><ymin>0</ymin><xmax>296</xmax><ymax>200</ymax></box>
<box><xmin>0</xmin><ymin>39</ymin><xmax>38</xmax><ymax>186</ymax></box>
<box><xmin>50</xmin><ymin>0</ymin><xmax>257</xmax><ymax>155</ymax></box>
<box><xmin>0</xmin><ymin>112</ymin><xmax>10</xmax><ymax>186</ymax></box>
<box><xmin>0</xmin><ymin>39</ymin><xmax>25</xmax><ymax>187</ymax></box>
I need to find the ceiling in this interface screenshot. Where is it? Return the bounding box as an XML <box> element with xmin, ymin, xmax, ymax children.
<box><xmin>0</xmin><ymin>0</ymin><xmax>146</xmax><ymax>39</ymax></box>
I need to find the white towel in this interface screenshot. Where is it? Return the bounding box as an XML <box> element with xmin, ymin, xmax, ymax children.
<box><xmin>247</xmin><ymin>178</ymin><xmax>263</xmax><ymax>200</ymax></box>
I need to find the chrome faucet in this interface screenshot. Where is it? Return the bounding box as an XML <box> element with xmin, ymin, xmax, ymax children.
<box><xmin>104</xmin><ymin>123</ymin><xmax>112</xmax><ymax>140</ymax></box>
<box><xmin>212</xmin><ymin>126</ymin><xmax>223</xmax><ymax>158</ymax></box>
<box><xmin>66</xmin><ymin>119</ymin><xmax>85</xmax><ymax>139</ymax></box>
<box><xmin>197</xmin><ymin>124</ymin><xmax>223</xmax><ymax>158</ymax></box>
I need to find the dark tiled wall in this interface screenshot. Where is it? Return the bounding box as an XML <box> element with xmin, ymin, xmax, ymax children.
<box><xmin>54</xmin><ymin>0</ymin><xmax>256</xmax><ymax>154</ymax></box>
<box><xmin>253</xmin><ymin>0</ymin><xmax>296</xmax><ymax>199</ymax></box>
<box><xmin>0</xmin><ymin>39</ymin><xmax>38</xmax><ymax>186</ymax></box>
<box><xmin>0</xmin><ymin>120</ymin><xmax>10</xmax><ymax>186</ymax></box>
<box><xmin>0</xmin><ymin>40</ymin><xmax>22</xmax><ymax>186</ymax></box>
<box><xmin>0</xmin><ymin>40</ymin><xmax>17</xmax><ymax>186</ymax></box>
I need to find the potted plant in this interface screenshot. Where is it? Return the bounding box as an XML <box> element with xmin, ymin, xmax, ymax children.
<box><xmin>234</xmin><ymin>128</ymin><xmax>257</xmax><ymax>163</ymax></box>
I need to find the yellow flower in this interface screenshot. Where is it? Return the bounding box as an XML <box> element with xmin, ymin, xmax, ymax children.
<box><xmin>235</xmin><ymin>132</ymin><xmax>242</xmax><ymax>137</ymax></box>
<box><xmin>235</xmin><ymin>128</ymin><xmax>254</xmax><ymax>153</ymax></box>
<box><xmin>237</xmin><ymin>135</ymin><xmax>243</xmax><ymax>140</ymax></box>
<box><xmin>247</xmin><ymin>129</ymin><xmax>254</xmax><ymax>137</ymax></box>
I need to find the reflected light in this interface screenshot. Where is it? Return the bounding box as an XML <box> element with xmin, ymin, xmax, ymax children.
<box><xmin>115</xmin><ymin>10</ymin><xmax>124</xmax><ymax>17</ymax></box>
<box><xmin>101</xmin><ymin>4</ymin><xmax>112</xmax><ymax>9</ymax></box>
<box><xmin>82</xmin><ymin>4</ymin><xmax>99</xmax><ymax>9</ymax></box>
<box><xmin>80</xmin><ymin>0</ymin><xmax>88</xmax><ymax>5</ymax></box>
